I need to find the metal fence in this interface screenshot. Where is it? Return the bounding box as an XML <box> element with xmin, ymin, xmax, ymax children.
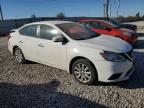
<box><xmin>0</xmin><ymin>17</ymin><xmax>144</xmax><ymax>36</ymax></box>
<box><xmin>0</xmin><ymin>17</ymin><xmax>89</xmax><ymax>36</ymax></box>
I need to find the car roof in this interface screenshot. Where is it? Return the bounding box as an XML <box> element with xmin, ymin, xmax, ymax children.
<box><xmin>27</xmin><ymin>21</ymin><xmax>74</xmax><ymax>25</ymax></box>
<box><xmin>79</xmin><ymin>19</ymin><xmax>104</xmax><ymax>22</ymax></box>
<box><xmin>80</xmin><ymin>19</ymin><xmax>114</xmax><ymax>25</ymax></box>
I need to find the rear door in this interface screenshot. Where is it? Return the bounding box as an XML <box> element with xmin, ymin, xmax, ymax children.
<box><xmin>18</xmin><ymin>24</ymin><xmax>39</xmax><ymax>61</ymax></box>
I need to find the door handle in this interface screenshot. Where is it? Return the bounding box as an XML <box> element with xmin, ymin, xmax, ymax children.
<box><xmin>19</xmin><ymin>41</ymin><xmax>24</xmax><ymax>43</ymax></box>
<box><xmin>38</xmin><ymin>44</ymin><xmax>44</xmax><ymax>47</ymax></box>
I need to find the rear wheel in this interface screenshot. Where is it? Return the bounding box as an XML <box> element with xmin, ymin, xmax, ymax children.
<box><xmin>14</xmin><ymin>47</ymin><xmax>26</xmax><ymax>64</ymax></box>
<box><xmin>72</xmin><ymin>59</ymin><xmax>97</xmax><ymax>85</ymax></box>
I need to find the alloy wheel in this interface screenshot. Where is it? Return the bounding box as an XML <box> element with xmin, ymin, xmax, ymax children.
<box><xmin>15</xmin><ymin>49</ymin><xmax>23</xmax><ymax>62</ymax></box>
<box><xmin>74</xmin><ymin>63</ymin><xmax>92</xmax><ymax>83</ymax></box>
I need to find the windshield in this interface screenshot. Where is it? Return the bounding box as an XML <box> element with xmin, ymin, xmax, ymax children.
<box><xmin>56</xmin><ymin>23</ymin><xmax>100</xmax><ymax>40</ymax></box>
<box><xmin>108</xmin><ymin>18</ymin><xmax>120</xmax><ymax>25</ymax></box>
<box><xmin>103</xmin><ymin>20</ymin><xmax>120</xmax><ymax>29</ymax></box>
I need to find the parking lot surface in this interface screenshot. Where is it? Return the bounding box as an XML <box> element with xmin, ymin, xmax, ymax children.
<box><xmin>0</xmin><ymin>34</ymin><xmax>144</xmax><ymax>108</ymax></box>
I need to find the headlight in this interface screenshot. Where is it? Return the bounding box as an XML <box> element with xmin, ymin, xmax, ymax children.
<box><xmin>123</xmin><ymin>32</ymin><xmax>132</xmax><ymax>37</ymax></box>
<box><xmin>100</xmin><ymin>51</ymin><xmax>126</xmax><ymax>62</ymax></box>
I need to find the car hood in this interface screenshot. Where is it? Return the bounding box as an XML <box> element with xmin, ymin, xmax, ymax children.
<box><xmin>119</xmin><ymin>24</ymin><xmax>137</xmax><ymax>31</ymax></box>
<box><xmin>120</xmin><ymin>23</ymin><xmax>137</xmax><ymax>28</ymax></box>
<box><xmin>119</xmin><ymin>28</ymin><xmax>135</xmax><ymax>33</ymax></box>
<box><xmin>78</xmin><ymin>35</ymin><xmax>132</xmax><ymax>53</ymax></box>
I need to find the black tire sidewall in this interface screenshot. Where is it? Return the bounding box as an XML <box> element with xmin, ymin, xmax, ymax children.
<box><xmin>72</xmin><ymin>59</ymin><xmax>97</xmax><ymax>85</ymax></box>
<box><xmin>14</xmin><ymin>47</ymin><xmax>26</xmax><ymax>64</ymax></box>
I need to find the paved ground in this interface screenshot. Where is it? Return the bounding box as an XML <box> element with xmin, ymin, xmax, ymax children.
<box><xmin>0</xmin><ymin>35</ymin><xmax>144</xmax><ymax>108</ymax></box>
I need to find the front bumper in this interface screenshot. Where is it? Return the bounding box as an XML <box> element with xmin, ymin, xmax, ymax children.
<box><xmin>94</xmin><ymin>60</ymin><xmax>135</xmax><ymax>83</ymax></box>
<box><xmin>107</xmin><ymin>64</ymin><xmax>135</xmax><ymax>82</ymax></box>
<box><xmin>8</xmin><ymin>41</ymin><xmax>13</xmax><ymax>54</ymax></box>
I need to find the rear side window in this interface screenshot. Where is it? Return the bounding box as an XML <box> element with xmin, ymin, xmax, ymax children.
<box><xmin>39</xmin><ymin>25</ymin><xmax>61</xmax><ymax>40</ymax></box>
<box><xmin>19</xmin><ymin>25</ymin><xmax>38</xmax><ymax>37</ymax></box>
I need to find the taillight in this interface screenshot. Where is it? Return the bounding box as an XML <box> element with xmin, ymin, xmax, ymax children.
<box><xmin>8</xmin><ymin>35</ymin><xmax>11</xmax><ymax>40</ymax></box>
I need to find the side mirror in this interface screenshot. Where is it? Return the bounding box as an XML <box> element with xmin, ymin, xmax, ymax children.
<box><xmin>52</xmin><ymin>36</ymin><xmax>64</xmax><ymax>42</ymax></box>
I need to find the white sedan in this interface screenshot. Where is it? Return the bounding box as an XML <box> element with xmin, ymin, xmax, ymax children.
<box><xmin>8</xmin><ymin>21</ymin><xmax>135</xmax><ymax>85</ymax></box>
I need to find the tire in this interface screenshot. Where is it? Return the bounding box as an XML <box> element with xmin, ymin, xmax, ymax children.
<box><xmin>72</xmin><ymin>59</ymin><xmax>97</xmax><ymax>85</ymax></box>
<box><xmin>14</xmin><ymin>47</ymin><xmax>26</xmax><ymax>64</ymax></box>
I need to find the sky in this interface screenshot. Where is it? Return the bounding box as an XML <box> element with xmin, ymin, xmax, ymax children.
<box><xmin>0</xmin><ymin>0</ymin><xmax>144</xmax><ymax>19</ymax></box>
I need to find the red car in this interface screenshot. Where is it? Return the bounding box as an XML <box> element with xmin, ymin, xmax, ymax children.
<box><xmin>79</xmin><ymin>19</ymin><xmax>138</xmax><ymax>44</ymax></box>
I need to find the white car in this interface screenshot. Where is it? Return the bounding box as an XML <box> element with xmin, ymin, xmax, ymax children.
<box><xmin>8</xmin><ymin>21</ymin><xmax>135</xmax><ymax>85</ymax></box>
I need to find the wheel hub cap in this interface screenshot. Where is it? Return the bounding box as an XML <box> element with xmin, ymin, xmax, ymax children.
<box><xmin>15</xmin><ymin>50</ymin><xmax>23</xmax><ymax>62</ymax></box>
<box><xmin>74</xmin><ymin>63</ymin><xmax>92</xmax><ymax>83</ymax></box>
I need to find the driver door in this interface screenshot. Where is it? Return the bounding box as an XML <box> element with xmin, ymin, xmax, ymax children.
<box><xmin>37</xmin><ymin>24</ymin><xmax>67</xmax><ymax>70</ymax></box>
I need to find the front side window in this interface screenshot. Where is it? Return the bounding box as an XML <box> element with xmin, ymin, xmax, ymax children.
<box><xmin>103</xmin><ymin>21</ymin><xmax>119</xmax><ymax>28</ymax></box>
<box><xmin>19</xmin><ymin>25</ymin><xmax>38</xmax><ymax>37</ymax></box>
<box><xmin>39</xmin><ymin>25</ymin><xmax>61</xmax><ymax>40</ymax></box>
<box><xmin>108</xmin><ymin>18</ymin><xmax>120</xmax><ymax>26</ymax></box>
<box><xmin>90</xmin><ymin>22</ymin><xmax>106</xmax><ymax>29</ymax></box>
<box><xmin>81</xmin><ymin>22</ymin><xmax>107</xmax><ymax>30</ymax></box>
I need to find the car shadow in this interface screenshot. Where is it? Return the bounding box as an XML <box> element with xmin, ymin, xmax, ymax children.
<box><xmin>26</xmin><ymin>60</ymin><xmax>37</xmax><ymax>64</ymax></box>
<box><xmin>0</xmin><ymin>80</ymin><xmax>106</xmax><ymax>108</ymax></box>
<box><xmin>96</xmin><ymin>51</ymin><xmax>144</xmax><ymax>89</ymax></box>
<box><xmin>22</xmin><ymin>51</ymin><xmax>144</xmax><ymax>90</ymax></box>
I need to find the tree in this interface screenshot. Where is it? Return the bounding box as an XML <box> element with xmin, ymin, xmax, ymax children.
<box><xmin>56</xmin><ymin>12</ymin><xmax>65</xmax><ymax>19</ymax></box>
<box><xmin>0</xmin><ymin>4</ymin><xmax>4</xmax><ymax>21</ymax></box>
<box><xmin>127</xmin><ymin>16</ymin><xmax>135</xmax><ymax>18</ymax></box>
<box><xmin>117</xmin><ymin>0</ymin><xmax>120</xmax><ymax>17</ymax></box>
<box><xmin>117</xmin><ymin>15</ymin><xmax>124</xmax><ymax>18</ymax></box>
<box><xmin>105</xmin><ymin>0</ymin><xmax>110</xmax><ymax>18</ymax></box>
<box><xmin>136</xmin><ymin>12</ymin><xmax>140</xmax><ymax>17</ymax></box>
<box><xmin>31</xmin><ymin>14</ymin><xmax>36</xmax><ymax>19</ymax></box>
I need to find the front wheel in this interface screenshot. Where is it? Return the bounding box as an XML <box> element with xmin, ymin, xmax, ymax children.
<box><xmin>14</xmin><ymin>47</ymin><xmax>26</xmax><ymax>64</ymax></box>
<box><xmin>72</xmin><ymin>59</ymin><xmax>97</xmax><ymax>85</ymax></box>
